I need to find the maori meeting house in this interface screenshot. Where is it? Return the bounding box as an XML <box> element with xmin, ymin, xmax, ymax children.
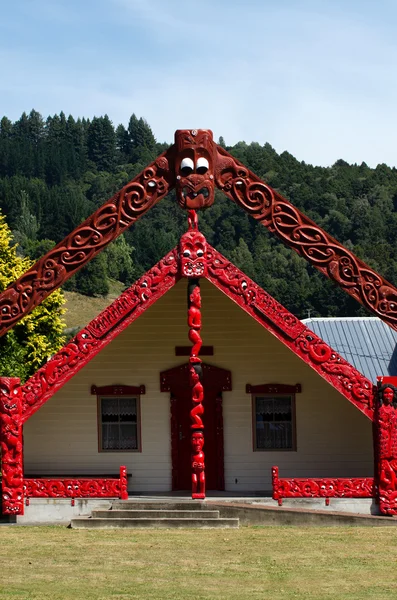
<box><xmin>1</xmin><ymin>129</ymin><xmax>397</xmax><ymax>522</ymax></box>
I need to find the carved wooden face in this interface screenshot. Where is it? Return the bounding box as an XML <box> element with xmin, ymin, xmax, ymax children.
<box><xmin>174</xmin><ymin>129</ymin><xmax>215</xmax><ymax>209</ymax></box>
<box><xmin>383</xmin><ymin>386</ymin><xmax>395</xmax><ymax>406</ymax></box>
<box><xmin>180</xmin><ymin>230</ymin><xmax>207</xmax><ymax>277</ymax></box>
<box><xmin>191</xmin><ymin>431</ymin><xmax>204</xmax><ymax>453</ymax></box>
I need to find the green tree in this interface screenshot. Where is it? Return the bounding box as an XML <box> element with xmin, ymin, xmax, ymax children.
<box><xmin>0</xmin><ymin>212</ymin><xmax>66</xmax><ymax>381</ymax></box>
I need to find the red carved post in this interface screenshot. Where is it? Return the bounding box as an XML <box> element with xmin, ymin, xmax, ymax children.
<box><xmin>180</xmin><ymin>211</ymin><xmax>207</xmax><ymax>499</ymax></box>
<box><xmin>0</xmin><ymin>378</ymin><xmax>24</xmax><ymax>515</ymax></box>
<box><xmin>376</xmin><ymin>377</ymin><xmax>397</xmax><ymax>515</ymax></box>
<box><xmin>119</xmin><ymin>466</ymin><xmax>128</xmax><ymax>500</ymax></box>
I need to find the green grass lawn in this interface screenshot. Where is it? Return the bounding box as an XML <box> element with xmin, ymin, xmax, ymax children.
<box><xmin>0</xmin><ymin>525</ymin><xmax>396</xmax><ymax>599</ymax></box>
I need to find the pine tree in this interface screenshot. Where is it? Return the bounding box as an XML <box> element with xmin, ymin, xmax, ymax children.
<box><xmin>0</xmin><ymin>212</ymin><xmax>66</xmax><ymax>381</ymax></box>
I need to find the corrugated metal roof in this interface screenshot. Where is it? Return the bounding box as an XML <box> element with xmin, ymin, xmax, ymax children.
<box><xmin>302</xmin><ymin>317</ymin><xmax>397</xmax><ymax>382</ymax></box>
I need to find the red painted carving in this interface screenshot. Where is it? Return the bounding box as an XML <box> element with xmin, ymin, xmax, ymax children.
<box><xmin>119</xmin><ymin>465</ymin><xmax>128</xmax><ymax>500</ymax></box>
<box><xmin>184</xmin><ymin>211</ymin><xmax>206</xmax><ymax>499</ymax></box>
<box><xmin>188</xmin><ymin>284</ymin><xmax>206</xmax><ymax>499</ymax></box>
<box><xmin>206</xmin><ymin>245</ymin><xmax>375</xmax><ymax>419</ymax></box>
<box><xmin>2</xmin><ymin>129</ymin><xmax>397</xmax><ymax>343</ymax></box>
<box><xmin>179</xmin><ymin>211</ymin><xmax>207</xmax><ymax>278</ymax></box>
<box><xmin>191</xmin><ymin>431</ymin><xmax>205</xmax><ymax>500</ymax></box>
<box><xmin>161</xmin><ymin>363</ymin><xmax>230</xmax><ymax>491</ymax></box>
<box><xmin>24</xmin><ymin>468</ymin><xmax>127</xmax><ymax>500</ymax></box>
<box><xmin>174</xmin><ymin>130</ymin><xmax>215</xmax><ymax>209</ymax></box>
<box><xmin>214</xmin><ymin>144</ymin><xmax>397</xmax><ymax>331</ymax></box>
<box><xmin>20</xmin><ymin>250</ymin><xmax>179</xmax><ymax>421</ymax></box>
<box><xmin>375</xmin><ymin>377</ymin><xmax>397</xmax><ymax>515</ymax></box>
<box><xmin>0</xmin><ymin>151</ymin><xmax>174</xmax><ymax>337</ymax></box>
<box><xmin>0</xmin><ymin>378</ymin><xmax>24</xmax><ymax>515</ymax></box>
<box><xmin>272</xmin><ymin>466</ymin><xmax>375</xmax><ymax>505</ymax></box>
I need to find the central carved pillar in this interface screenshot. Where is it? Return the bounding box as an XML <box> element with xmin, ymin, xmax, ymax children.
<box><xmin>180</xmin><ymin>211</ymin><xmax>207</xmax><ymax>499</ymax></box>
<box><xmin>0</xmin><ymin>377</ymin><xmax>24</xmax><ymax>515</ymax></box>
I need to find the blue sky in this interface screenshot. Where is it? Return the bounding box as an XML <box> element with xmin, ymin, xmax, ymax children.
<box><xmin>1</xmin><ymin>0</ymin><xmax>397</xmax><ymax>167</ymax></box>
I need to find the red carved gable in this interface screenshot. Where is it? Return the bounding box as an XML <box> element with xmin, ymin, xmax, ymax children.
<box><xmin>20</xmin><ymin>241</ymin><xmax>375</xmax><ymax>424</ymax></box>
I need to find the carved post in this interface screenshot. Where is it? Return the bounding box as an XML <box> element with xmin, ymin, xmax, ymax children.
<box><xmin>180</xmin><ymin>211</ymin><xmax>207</xmax><ymax>499</ymax></box>
<box><xmin>376</xmin><ymin>377</ymin><xmax>397</xmax><ymax>515</ymax></box>
<box><xmin>0</xmin><ymin>377</ymin><xmax>24</xmax><ymax>515</ymax></box>
<box><xmin>119</xmin><ymin>466</ymin><xmax>128</xmax><ymax>500</ymax></box>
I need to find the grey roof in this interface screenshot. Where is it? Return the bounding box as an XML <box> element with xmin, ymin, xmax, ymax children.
<box><xmin>302</xmin><ymin>317</ymin><xmax>397</xmax><ymax>383</ymax></box>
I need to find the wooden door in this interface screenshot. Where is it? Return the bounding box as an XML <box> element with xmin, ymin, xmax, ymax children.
<box><xmin>160</xmin><ymin>363</ymin><xmax>232</xmax><ymax>491</ymax></box>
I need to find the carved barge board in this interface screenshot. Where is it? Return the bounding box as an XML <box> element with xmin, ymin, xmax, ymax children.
<box><xmin>214</xmin><ymin>144</ymin><xmax>397</xmax><ymax>332</ymax></box>
<box><xmin>20</xmin><ymin>250</ymin><xmax>179</xmax><ymax>422</ymax></box>
<box><xmin>206</xmin><ymin>245</ymin><xmax>375</xmax><ymax>419</ymax></box>
<box><xmin>0</xmin><ymin>131</ymin><xmax>397</xmax><ymax>339</ymax></box>
<box><xmin>0</xmin><ymin>150</ymin><xmax>175</xmax><ymax>337</ymax></box>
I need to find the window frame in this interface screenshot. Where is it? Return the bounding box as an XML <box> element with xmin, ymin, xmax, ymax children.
<box><xmin>247</xmin><ymin>383</ymin><xmax>300</xmax><ymax>452</ymax></box>
<box><xmin>91</xmin><ymin>384</ymin><xmax>145</xmax><ymax>453</ymax></box>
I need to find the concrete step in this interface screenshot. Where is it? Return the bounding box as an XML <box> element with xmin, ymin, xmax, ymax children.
<box><xmin>111</xmin><ymin>501</ymin><xmax>207</xmax><ymax>511</ymax></box>
<box><xmin>92</xmin><ymin>509</ymin><xmax>220</xmax><ymax>519</ymax></box>
<box><xmin>70</xmin><ymin>517</ymin><xmax>239</xmax><ymax>529</ymax></box>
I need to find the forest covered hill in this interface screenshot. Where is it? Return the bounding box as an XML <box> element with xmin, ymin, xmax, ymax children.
<box><xmin>1</xmin><ymin>110</ymin><xmax>397</xmax><ymax>320</ymax></box>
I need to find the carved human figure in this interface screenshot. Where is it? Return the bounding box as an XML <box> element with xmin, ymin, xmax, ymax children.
<box><xmin>189</xmin><ymin>365</ymin><xmax>204</xmax><ymax>429</ymax></box>
<box><xmin>377</xmin><ymin>381</ymin><xmax>397</xmax><ymax>514</ymax></box>
<box><xmin>191</xmin><ymin>431</ymin><xmax>205</xmax><ymax>499</ymax></box>
<box><xmin>174</xmin><ymin>129</ymin><xmax>215</xmax><ymax>209</ymax></box>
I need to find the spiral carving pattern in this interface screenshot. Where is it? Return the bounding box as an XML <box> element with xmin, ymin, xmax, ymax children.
<box><xmin>0</xmin><ymin>152</ymin><xmax>174</xmax><ymax>336</ymax></box>
<box><xmin>214</xmin><ymin>145</ymin><xmax>397</xmax><ymax>330</ymax></box>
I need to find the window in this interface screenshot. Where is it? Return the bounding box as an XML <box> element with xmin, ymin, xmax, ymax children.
<box><xmin>91</xmin><ymin>385</ymin><xmax>145</xmax><ymax>452</ymax></box>
<box><xmin>247</xmin><ymin>383</ymin><xmax>300</xmax><ymax>451</ymax></box>
<box><xmin>100</xmin><ymin>396</ymin><xmax>139</xmax><ymax>451</ymax></box>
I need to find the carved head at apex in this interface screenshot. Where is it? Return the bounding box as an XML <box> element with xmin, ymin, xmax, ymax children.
<box><xmin>174</xmin><ymin>129</ymin><xmax>215</xmax><ymax>210</ymax></box>
<box><xmin>179</xmin><ymin>229</ymin><xmax>207</xmax><ymax>278</ymax></box>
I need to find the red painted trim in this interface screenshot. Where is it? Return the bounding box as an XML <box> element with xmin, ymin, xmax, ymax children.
<box><xmin>246</xmin><ymin>383</ymin><xmax>301</xmax><ymax>394</ymax></box>
<box><xmin>21</xmin><ymin>249</ymin><xmax>179</xmax><ymax>422</ymax></box>
<box><xmin>272</xmin><ymin>466</ymin><xmax>375</xmax><ymax>500</ymax></box>
<box><xmin>175</xmin><ymin>346</ymin><xmax>214</xmax><ymax>356</ymax></box>
<box><xmin>20</xmin><ymin>237</ymin><xmax>373</xmax><ymax>428</ymax></box>
<box><xmin>91</xmin><ymin>385</ymin><xmax>146</xmax><ymax>396</ymax></box>
<box><xmin>206</xmin><ymin>244</ymin><xmax>375</xmax><ymax>420</ymax></box>
<box><xmin>24</xmin><ymin>466</ymin><xmax>128</xmax><ymax>500</ymax></box>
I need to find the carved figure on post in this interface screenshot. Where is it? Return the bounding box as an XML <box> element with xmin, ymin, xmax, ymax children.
<box><xmin>191</xmin><ymin>431</ymin><xmax>205</xmax><ymax>499</ymax></box>
<box><xmin>0</xmin><ymin>377</ymin><xmax>24</xmax><ymax>515</ymax></box>
<box><xmin>376</xmin><ymin>379</ymin><xmax>397</xmax><ymax>515</ymax></box>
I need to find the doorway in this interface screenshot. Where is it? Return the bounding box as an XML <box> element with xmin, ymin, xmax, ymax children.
<box><xmin>160</xmin><ymin>363</ymin><xmax>232</xmax><ymax>491</ymax></box>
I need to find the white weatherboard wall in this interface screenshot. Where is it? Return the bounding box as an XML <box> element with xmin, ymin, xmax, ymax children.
<box><xmin>24</xmin><ymin>279</ymin><xmax>373</xmax><ymax>492</ymax></box>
